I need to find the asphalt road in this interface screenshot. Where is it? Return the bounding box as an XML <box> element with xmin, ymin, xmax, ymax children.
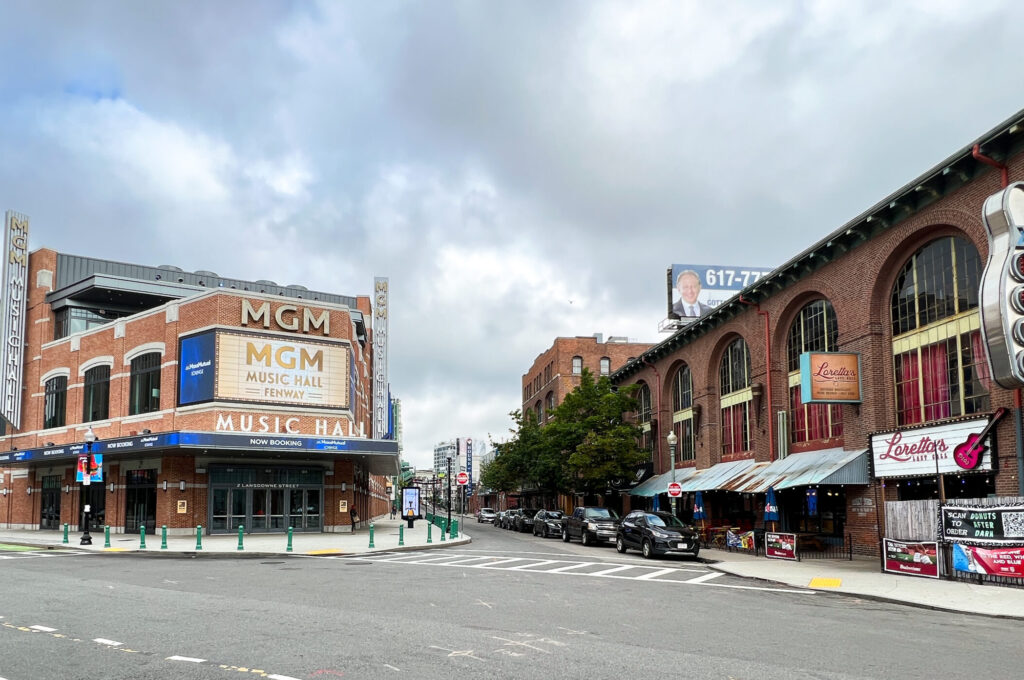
<box><xmin>2</xmin><ymin>523</ymin><xmax>1023</xmax><ymax>679</ymax></box>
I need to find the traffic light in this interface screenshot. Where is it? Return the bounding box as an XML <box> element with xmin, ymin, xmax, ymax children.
<box><xmin>980</xmin><ymin>182</ymin><xmax>1024</xmax><ymax>389</ymax></box>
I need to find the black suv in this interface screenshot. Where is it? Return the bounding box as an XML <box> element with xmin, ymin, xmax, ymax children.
<box><xmin>533</xmin><ymin>510</ymin><xmax>565</xmax><ymax>538</ymax></box>
<box><xmin>514</xmin><ymin>508</ymin><xmax>540</xmax><ymax>533</ymax></box>
<box><xmin>616</xmin><ymin>510</ymin><xmax>700</xmax><ymax>560</ymax></box>
<box><xmin>562</xmin><ymin>506</ymin><xmax>621</xmax><ymax>546</ymax></box>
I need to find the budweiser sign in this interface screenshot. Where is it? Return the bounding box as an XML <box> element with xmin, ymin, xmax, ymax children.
<box><xmin>871</xmin><ymin>416</ymin><xmax>995</xmax><ymax>478</ymax></box>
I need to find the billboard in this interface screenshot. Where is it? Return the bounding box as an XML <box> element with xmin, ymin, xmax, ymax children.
<box><xmin>402</xmin><ymin>486</ymin><xmax>420</xmax><ymax>519</ymax></box>
<box><xmin>178</xmin><ymin>330</ymin><xmax>351</xmax><ymax>410</ymax></box>
<box><xmin>1</xmin><ymin>210</ymin><xmax>30</xmax><ymax>429</ymax></box>
<box><xmin>374</xmin><ymin>277</ymin><xmax>389</xmax><ymax>439</ymax></box>
<box><xmin>667</xmin><ymin>264</ymin><xmax>773</xmax><ymax>321</ymax></box>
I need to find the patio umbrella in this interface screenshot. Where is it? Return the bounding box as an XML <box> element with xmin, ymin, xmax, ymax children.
<box><xmin>764</xmin><ymin>486</ymin><xmax>779</xmax><ymax>531</ymax></box>
<box><xmin>693</xmin><ymin>490</ymin><xmax>706</xmax><ymax>533</ymax></box>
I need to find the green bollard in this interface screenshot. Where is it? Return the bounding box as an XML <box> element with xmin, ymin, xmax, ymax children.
<box><xmin>427</xmin><ymin>522</ymin><xmax>432</xmax><ymax>544</ymax></box>
<box><xmin>286</xmin><ymin>526</ymin><xmax>293</xmax><ymax>552</ymax></box>
<box><xmin>440</xmin><ymin>520</ymin><xmax>447</xmax><ymax>542</ymax></box>
<box><xmin>104</xmin><ymin>525</ymin><xmax>110</xmax><ymax>548</ymax></box>
<box><xmin>139</xmin><ymin>525</ymin><xmax>147</xmax><ymax>549</ymax></box>
<box><xmin>450</xmin><ymin>519</ymin><xmax>457</xmax><ymax>539</ymax></box>
<box><xmin>62</xmin><ymin>523</ymin><xmax>69</xmax><ymax>544</ymax></box>
<box><xmin>399</xmin><ymin>524</ymin><xmax>404</xmax><ymax>547</ymax></box>
<box><xmin>368</xmin><ymin>522</ymin><xmax>375</xmax><ymax>548</ymax></box>
<box><xmin>196</xmin><ymin>525</ymin><xmax>203</xmax><ymax>551</ymax></box>
<box><xmin>161</xmin><ymin>525</ymin><xmax>167</xmax><ymax>550</ymax></box>
<box><xmin>237</xmin><ymin>524</ymin><xmax>245</xmax><ymax>551</ymax></box>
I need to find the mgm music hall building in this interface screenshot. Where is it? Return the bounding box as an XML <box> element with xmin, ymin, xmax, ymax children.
<box><xmin>0</xmin><ymin>246</ymin><xmax>397</xmax><ymax>536</ymax></box>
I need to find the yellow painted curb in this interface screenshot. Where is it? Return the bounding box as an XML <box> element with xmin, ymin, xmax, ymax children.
<box><xmin>306</xmin><ymin>549</ymin><xmax>343</xmax><ymax>555</ymax></box>
<box><xmin>103</xmin><ymin>548</ymin><xmax>129</xmax><ymax>552</ymax></box>
<box><xmin>808</xmin><ymin>577</ymin><xmax>842</xmax><ymax>588</ymax></box>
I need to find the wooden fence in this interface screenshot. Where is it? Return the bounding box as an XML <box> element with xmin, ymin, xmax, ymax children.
<box><xmin>884</xmin><ymin>496</ymin><xmax>1024</xmax><ymax>540</ymax></box>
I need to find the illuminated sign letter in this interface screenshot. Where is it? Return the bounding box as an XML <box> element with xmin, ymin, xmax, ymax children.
<box><xmin>241</xmin><ymin>300</ymin><xmax>271</xmax><ymax>329</ymax></box>
<box><xmin>304</xmin><ymin>308</ymin><xmax>330</xmax><ymax>335</ymax></box>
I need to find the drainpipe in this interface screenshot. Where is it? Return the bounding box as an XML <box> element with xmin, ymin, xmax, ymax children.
<box><xmin>641</xmin><ymin>357</ymin><xmax>664</xmax><ymax>473</ymax></box>
<box><xmin>739</xmin><ymin>296</ymin><xmax>775</xmax><ymax>461</ymax></box>
<box><xmin>972</xmin><ymin>144</ymin><xmax>1022</xmax><ymax>495</ymax></box>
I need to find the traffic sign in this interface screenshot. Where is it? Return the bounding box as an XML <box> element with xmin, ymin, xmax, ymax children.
<box><xmin>667</xmin><ymin>482</ymin><xmax>682</xmax><ymax>497</ymax></box>
<box><xmin>456</xmin><ymin>472</ymin><xmax>469</xmax><ymax>486</ymax></box>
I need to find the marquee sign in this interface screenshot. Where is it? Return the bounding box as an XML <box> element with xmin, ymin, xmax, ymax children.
<box><xmin>1</xmin><ymin>210</ymin><xmax>29</xmax><ymax>429</ymax></box>
<box><xmin>373</xmin><ymin>277</ymin><xmax>389</xmax><ymax>439</ymax></box>
<box><xmin>870</xmin><ymin>416</ymin><xmax>996</xmax><ymax>478</ymax></box>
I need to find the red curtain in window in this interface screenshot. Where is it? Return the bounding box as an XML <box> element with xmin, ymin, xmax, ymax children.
<box><xmin>790</xmin><ymin>386</ymin><xmax>806</xmax><ymax>443</ymax></box>
<box><xmin>971</xmin><ymin>330</ymin><xmax>992</xmax><ymax>391</ymax></box>
<box><xmin>921</xmin><ymin>343</ymin><xmax>951</xmax><ymax>421</ymax></box>
<box><xmin>722</xmin><ymin>403</ymin><xmax>747</xmax><ymax>454</ymax></box>
<box><xmin>897</xmin><ymin>351</ymin><xmax>921</xmax><ymax>425</ymax></box>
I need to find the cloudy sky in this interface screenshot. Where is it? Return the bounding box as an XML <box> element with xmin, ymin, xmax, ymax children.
<box><xmin>2</xmin><ymin>1</ymin><xmax>1023</xmax><ymax>468</ymax></box>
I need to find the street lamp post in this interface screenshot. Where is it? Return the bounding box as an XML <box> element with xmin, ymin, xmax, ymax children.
<box><xmin>80</xmin><ymin>426</ymin><xmax>97</xmax><ymax>545</ymax></box>
<box><xmin>446</xmin><ymin>456</ymin><xmax>452</xmax><ymax>530</ymax></box>
<box><xmin>666</xmin><ymin>430</ymin><xmax>678</xmax><ymax>517</ymax></box>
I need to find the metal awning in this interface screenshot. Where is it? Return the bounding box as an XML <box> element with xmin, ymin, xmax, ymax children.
<box><xmin>629</xmin><ymin>467</ymin><xmax>699</xmax><ymax>496</ymax></box>
<box><xmin>677</xmin><ymin>458</ymin><xmax>757</xmax><ymax>492</ymax></box>
<box><xmin>728</xmin><ymin>448</ymin><xmax>870</xmax><ymax>493</ymax></box>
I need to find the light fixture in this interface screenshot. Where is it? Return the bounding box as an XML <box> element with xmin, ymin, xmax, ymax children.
<box><xmin>142</xmin><ymin>429</ymin><xmax>151</xmax><ymax>435</ymax></box>
<box><xmin>108</xmin><ymin>482</ymin><xmax>115</xmax><ymax>493</ymax></box>
<box><xmin>179</xmin><ymin>480</ymin><xmax>186</xmax><ymax>492</ymax></box>
<box><xmin>750</xmin><ymin>383</ymin><xmax>764</xmax><ymax>424</ymax></box>
<box><xmin>666</xmin><ymin>431</ymin><xmax>678</xmax><ymax>446</ymax></box>
<box><xmin>46</xmin><ymin>442</ymin><xmax>55</xmax><ymax>447</ymax></box>
<box><xmin>1</xmin><ymin>488</ymin><xmax>6</xmax><ymax>496</ymax></box>
<box><xmin>64</xmin><ymin>485</ymin><xmax>70</xmax><ymax>494</ymax></box>
<box><xmin>162</xmin><ymin>480</ymin><xmax>168</xmax><ymax>492</ymax></box>
<box><xmin>26</xmin><ymin>487</ymin><xmax>31</xmax><ymax>495</ymax></box>
<box><xmin>84</xmin><ymin>426</ymin><xmax>96</xmax><ymax>445</ymax></box>
<box><xmin>692</xmin><ymin>404</ymin><xmax>702</xmax><ymax>437</ymax></box>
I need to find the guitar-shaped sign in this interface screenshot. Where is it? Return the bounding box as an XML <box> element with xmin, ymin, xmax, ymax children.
<box><xmin>953</xmin><ymin>408</ymin><xmax>1008</xmax><ymax>470</ymax></box>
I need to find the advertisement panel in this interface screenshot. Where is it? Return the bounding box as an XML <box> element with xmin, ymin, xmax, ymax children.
<box><xmin>941</xmin><ymin>504</ymin><xmax>1024</xmax><ymax>544</ymax></box>
<box><xmin>179</xmin><ymin>331</ymin><xmax>217</xmax><ymax>405</ymax></box>
<box><xmin>882</xmin><ymin>538</ymin><xmax>940</xmax><ymax>578</ymax></box>
<box><xmin>666</xmin><ymin>264</ymin><xmax>773</xmax><ymax>321</ymax></box>
<box><xmin>402</xmin><ymin>486</ymin><xmax>420</xmax><ymax>519</ymax></box>
<box><xmin>799</xmin><ymin>352</ymin><xmax>862</xmax><ymax>403</ymax></box>
<box><xmin>1</xmin><ymin>210</ymin><xmax>30</xmax><ymax>429</ymax></box>
<box><xmin>953</xmin><ymin>543</ymin><xmax>1024</xmax><ymax>578</ymax></box>
<box><xmin>373</xmin><ymin>277</ymin><xmax>389</xmax><ymax>439</ymax></box>
<box><xmin>870</xmin><ymin>416</ymin><xmax>995</xmax><ymax>478</ymax></box>
<box><xmin>75</xmin><ymin>454</ymin><xmax>103</xmax><ymax>483</ymax></box>
<box><xmin>765</xmin><ymin>531</ymin><xmax>797</xmax><ymax>560</ymax></box>
<box><xmin>216</xmin><ymin>331</ymin><xmax>350</xmax><ymax>409</ymax></box>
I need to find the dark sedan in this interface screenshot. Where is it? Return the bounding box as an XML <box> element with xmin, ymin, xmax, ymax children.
<box><xmin>615</xmin><ymin>510</ymin><xmax>700</xmax><ymax>560</ymax></box>
<box><xmin>515</xmin><ymin>508</ymin><xmax>541</xmax><ymax>533</ymax></box>
<box><xmin>532</xmin><ymin>510</ymin><xmax>565</xmax><ymax>538</ymax></box>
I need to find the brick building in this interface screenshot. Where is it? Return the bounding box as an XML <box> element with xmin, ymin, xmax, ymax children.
<box><xmin>615</xmin><ymin>109</ymin><xmax>1024</xmax><ymax>557</ymax></box>
<box><xmin>0</xmin><ymin>247</ymin><xmax>397</xmax><ymax>536</ymax></box>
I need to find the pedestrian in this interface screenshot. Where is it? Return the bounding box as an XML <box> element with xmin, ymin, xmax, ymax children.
<box><xmin>390</xmin><ymin>503</ymin><xmax>397</xmax><ymax>520</ymax></box>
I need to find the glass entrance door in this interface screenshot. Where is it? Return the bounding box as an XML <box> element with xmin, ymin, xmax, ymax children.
<box><xmin>40</xmin><ymin>475</ymin><xmax>61</xmax><ymax>530</ymax></box>
<box><xmin>125</xmin><ymin>469</ymin><xmax>156</xmax><ymax>534</ymax></box>
<box><xmin>289</xmin><ymin>489</ymin><xmax>321</xmax><ymax>531</ymax></box>
<box><xmin>251</xmin><ymin>489</ymin><xmax>286</xmax><ymax>532</ymax></box>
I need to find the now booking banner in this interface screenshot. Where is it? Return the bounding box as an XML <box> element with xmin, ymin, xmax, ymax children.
<box><xmin>953</xmin><ymin>543</ymin><xmax>1024</xmax><ymax>578</ymax></box>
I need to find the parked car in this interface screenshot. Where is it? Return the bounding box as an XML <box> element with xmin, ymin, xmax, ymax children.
<box><xmin>504</xmin><ymin>508</ymin><xmax>523</xmax><ymax>529</ymax></box>
<box><xmin>514</xmin><ymin>508</ymin><xmax>540</xmax><ymax>533</ymax></box>
<box><xmin>562</xmin><ymin>506</ymin><xmax>621</xmax><ymax>546</ymax></box>
<box><xmin>616</xmin><ymin>510</ymin><xmax>700</xmax><ymax>560</ymax></box>
<box><xmin>478</xmin><ymin>508</ymin><xmax>497</xmax><ymax>523</ymax></box>
<box><xmin>532</xmin><ymin>510</ymin><xmax>565</xmax><ymax>538</ymax></box>
<box><xmin>495</xmin><ymin>510</ymin><xmax>507</xmax><ymax>528</ymax></box>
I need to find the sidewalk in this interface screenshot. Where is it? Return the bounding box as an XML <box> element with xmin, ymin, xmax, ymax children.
<box><xmin>2</xmin><ymin>522</ymin><xmax>1022</xmax><ymax>620</ymax></box>
<box><xmin>703</xmin><ymin>548</ymin><xmax>1024</xmax><ymax>620</ymax></box>
<box><xmin>0</xmin><ymin>516</ymin><xmax>469</xmax><ymax>557</ymax></box>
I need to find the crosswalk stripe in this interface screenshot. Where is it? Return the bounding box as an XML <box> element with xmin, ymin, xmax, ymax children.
<box><xmin>634</xmin><ymin>568</ymin><xmax>677</xmax><ymax>580</ymax></box>
<box><xmin>589</xmin><ymin>565</ymin><xmax>637</xmax><ymax>577</ymax></box>
<box><xmin>545</xmin><ymin>562</ymin><xmax>596</xmax><ymax>573</ymax></box>
<box><xmin>685</xmin><ymin>572</ymin><xmax>724</xmax><ymax>584</ymax></box>
<box><xmin>508</xmin><ymin>560</ymin><xmax>559</xmax><ymax>570</ymax></box>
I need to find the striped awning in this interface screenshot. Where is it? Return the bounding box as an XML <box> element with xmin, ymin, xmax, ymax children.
<box><xmin>677</xmin><ymin>458</ymin><xmax>757</xmax><ymax>492</ymax></box>
<box><xmin>629</xmin><ymin>466</ymin><xmax>699</xmax><ymax>496</ymax></box>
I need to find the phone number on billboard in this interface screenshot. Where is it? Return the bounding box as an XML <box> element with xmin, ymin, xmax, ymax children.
<box><xmin>703</xmin><ymin>269</ymin><xmax>771</xmax><ymax>287</ymax></box>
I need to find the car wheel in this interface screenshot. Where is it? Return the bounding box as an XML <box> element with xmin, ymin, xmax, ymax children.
<box><xmin>642</xmin><ymin>539</ymin><xmax>654</xmax><ymax>559</ymax></box>
<box><xmin>615</xmin><ymin>536</ymin><xmax>627</xmax><ymax>554</ymax></box>
<box><xmin>562</xmin><ymin>528</ymin><xmax>570</xmax><ymax>542</ymax></box>
<box><xmin>581</xmin><ymin>531</ymin><xmax>592</xmax><ymax>547</ymax></box>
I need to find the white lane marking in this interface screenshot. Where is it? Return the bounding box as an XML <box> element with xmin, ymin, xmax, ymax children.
<box><xmin>436</xmin><ymin>557</ymin><xmax>495</xmax><ymax>566</ymax></box>
<box><xmin>166</xmin><ymin>656</ymin><xmax>206</xmax><ymax>663</ymax></box>
<box><xmin>268</xmin><ymin>675</ymin><xmax>303</xmax><ymax>680</ymax></box>
<box><xmin>545</xmin><ymin>562</ymin><xmax>596</xmax><ymax>573</ymax></box>
<box><xmin>30</xmin><ymin>625</ymin><xmax>57</xmax><ymax>632</ymax></box>
<box><xmin>589</xmin><ymin>565</ymin><xmax>636</xmax><ymax>577</ymax></box>
<box><xmin>474</xmin><ymin>558</ymin><xmax>526</xmax><ymax>567</ymax></box>
<box><xmin>634</xmin><ymin>568</ymin><xmax>677</xmax><ymax>580</ymax></box>
<box><xmin>94</xmin><ymin>638</ymin><xmax>123</xmax><ymax>646</ymax></box>
<box><xmin>508</xmin><ymin>560</ymin><xmax>559</xmax><ymax>570</ymax></box>
<box><xmin>383</xmin><ymin>664</ymin><xmax>401</xmax><ymax>671</ymax></box>
<box><xmin>685</xmin><ymin>572</ymin><xmax>723</xmax><ymax>584</ymax></box>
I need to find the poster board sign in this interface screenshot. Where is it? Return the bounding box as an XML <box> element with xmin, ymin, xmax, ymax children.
<box><xmin>953</xmin><ymin>543</ymin><xmax>1024</xmax><ymax>578</ymax></box>
<box><xmin>799</xmin><ymin>352</ymin><xmax>862</xmax><ymax>403</ymax></box>
<box><xmin>765</xmin><ymin>531</ymin><xmax>797</xmax><ymax>560</ymax></box>
<box><xmin>882</xmin><ymin>538</ymin><xmax>939</xmax><ymax>578</ymax></box>
<box><xmin>726</xmin><ymin>529</ymin><xmax>755</xmax><ymax>550</ymax></box>
<box><xmin>402</xmin><ymin>486</ymin><xmax>420</xmax><ymax>519</ymax></box>
<box><xmin>941</xmin><ymin>504</ymin><xmax>1024</xmax><ymax>545</ymax></box>
<box><xmin>74</xmin><ymin>454</ymin><xmax>103</xmax><ymax>483</ymax></box>
<box><xmin>666</xmin><ymin>264</ymin><xmax>772</xmax><ymax>321</ymax></box>
<box><xmin>177</xmin><ymin>500</ymin><xmax>188</xmax><ymax>514</ymax></box>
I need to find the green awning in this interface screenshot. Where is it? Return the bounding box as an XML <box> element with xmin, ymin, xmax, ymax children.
<box><xmin>630</xmin><ymin>467</ymin><xmax>699</xmax><ymax>496</ymax></box>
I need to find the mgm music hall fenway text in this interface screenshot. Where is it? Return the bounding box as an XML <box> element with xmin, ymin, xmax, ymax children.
<box><xmin>0</xmin><ymin>241</ymin><xmax>398</xmax><ymax>537</ymax></box>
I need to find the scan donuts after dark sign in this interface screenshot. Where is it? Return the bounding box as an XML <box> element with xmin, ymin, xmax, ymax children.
<box><xmin>940</xmin><ymin>504</ymin><xmax>1024</xmax><ymax>545</ymax></box>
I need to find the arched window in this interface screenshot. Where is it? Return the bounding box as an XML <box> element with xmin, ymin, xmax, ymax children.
<box><xmin>891</xmin><ymin>236</ymin><xmax>989</xmax><ymax>425</ymax></box>
<box><xmin>82</xmin><ymin>365</ymin><xmax>110</xmax><ymax>422</ymax></box>
<box><xmin>43</xmin><ymin>376</ymin><xmax>67</xmax><ymax>429</ymax></box>
<box><xmin>600</xmin><ymin>357</ymin><xmax>611</xmax><ymax>375</ymax></box>
<box><xmin>535</xmin><ymin>400</ymin><xmax>543</xmax><ymax>421</ymax></box>
<box><xmin>572</xmin><ymin>356</ymin><xmax>583</xmax><ymax>375</ymax></box>
<box><xmin>787</xmin><ymin>300</ymin><xmax>842</xmax><ymax>446</ymax></box>
<box><xmin>129</xmin><ymin>352</ymin><xmax>162</xmax><ymax>415</ymax></box>
<box><xmin>546</xmin><ymin>391</ymin><xmax>555</xmax><ymax>414</ymax></box>
<box><xmin>671</xmin><ymin>365</ymin><xmax>696</xmax><ymax>462</ymax></box>
<box><xmin>636</xmin><ymin>382</ymin><xmax>654</xmax><ymax>461</ymax></box>
<box><xmin>719</xmin><ymin>338</ymin><xmax>751</xmax><ymax>455</ymax></box>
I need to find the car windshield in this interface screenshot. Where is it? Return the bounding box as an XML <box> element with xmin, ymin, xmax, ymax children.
<box><xmin>546</xmin><ymin>511</ymin><xmax>563</xmax><ymax>519</ymax></box>
<box><xmin>481</xmin><ymin>509</ymin><xmax>494</xmax><ymax>514</ymax></box>
<box><xmin>585</xmin><ymin>508</ymin><xmax>619</xmax><ymax>520</ymax></box>
<box><xmin>522</xmin><ymin>509</ymin><xmax>539</xmax><ymax>516</ymax></box>
<box><xmin>646</xmin><ymin>513</ymin><xmax>687</xmax><ymax>529</ymax></box>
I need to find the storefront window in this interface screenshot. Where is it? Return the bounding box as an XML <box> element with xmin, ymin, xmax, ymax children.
<box><xmin>719</xmin><ymin>338</ymin><xmax>751</xmax><ymax>455</ymax></box>
<box><xmin>890</xmin><ymin>237</ymin><xmax>989</xmax><ymax>425</ymax></box>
